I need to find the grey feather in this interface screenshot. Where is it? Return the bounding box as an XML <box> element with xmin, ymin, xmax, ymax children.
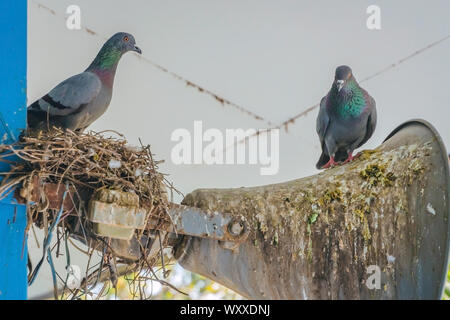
<box><xmin>356</xmin><ymin>97</ymin><xmax>377</xmax><ymax>149</ymax></box>
<box><xmin>31</xmin><ymin>72</ymin><xmax>101</xmax><ymax>116</ymax></box>
<box><xmin>316</xmin><ymin>96</ymin><xmax>329</xmax><ymax>149</ymax></box>
<box><xmin>48</xmin><ymin>72</ymin><xmax>100</xmax><ymax>115</ymax></box>
<box><xmin>27</xmin><ymin>71</ymin><xmax>106</xmax><ymax>132</ymax></box>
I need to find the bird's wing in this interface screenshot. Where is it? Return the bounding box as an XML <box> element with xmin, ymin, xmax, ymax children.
<box><xmin>315</xmin><ymin>96</ymin><xmax>332</xmax><ymax>169</ymax></box>
<box><xmin>357</xmin><ymin>96</ymin><xmax>377</xmax><ymax>148</ymax></box>
<box><xmin>316</xmin><ymin>96</ymin><xmax>330</xmax><ymax>145</ymax></box>
<box><xmin>29</xmin><ymin>72</ymin><xmax>102</xmax><ymax>116</ymax></box>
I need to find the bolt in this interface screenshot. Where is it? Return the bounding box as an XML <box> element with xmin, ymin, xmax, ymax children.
<box><xmin>229</xmin><ymin>221</ymin><xmax>244</xmax><ymax>236</ymax></box>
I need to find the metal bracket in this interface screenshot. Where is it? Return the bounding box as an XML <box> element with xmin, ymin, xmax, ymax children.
<box><xmin>162</xmin><ymin>204</ymin><xmax>249</xmax><ymax>243</ymax></box>
<box><xmin>15</xmin><ymin>184</ymin><xmax>250</xmax><ymax>261</ymax></box>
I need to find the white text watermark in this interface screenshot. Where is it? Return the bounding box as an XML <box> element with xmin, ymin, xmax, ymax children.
<box><xmin>171</xmin><ymin>121</ymin><xmax>279</xmax><ymax>175</ymax></box>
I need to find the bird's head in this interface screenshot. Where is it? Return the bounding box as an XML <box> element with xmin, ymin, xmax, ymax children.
<box><xmin>109</xmin><ymin>32</ymin><xmax>142</xmax><ymax>55</ymax></box>
<box><xmin>334</xmin><ymin>65</ymin><xmax>354</xmax><ymax>92</ymax></box>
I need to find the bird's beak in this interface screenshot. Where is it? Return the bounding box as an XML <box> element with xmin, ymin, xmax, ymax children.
<box><xmin>336</xmin><ymin>80</ymin><xmax>344</xmax><ymax>92</ymax></box>
<box><xmin>133</xmin><ymin>45</ymin><xmax>142</xmax><ymax>54</ymax></box>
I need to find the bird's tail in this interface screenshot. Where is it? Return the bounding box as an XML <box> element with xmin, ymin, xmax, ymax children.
<box><xmin>316</xmin><ymin>151</ymin><xmax>330</xmax><ymax>169</ymax></box>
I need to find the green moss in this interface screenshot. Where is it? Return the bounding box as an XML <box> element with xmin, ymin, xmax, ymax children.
<box><xmin>307</xmin><ymin>237</ymin><xmax>313</xmax><ymax>263</ymax></box>
<box><xmin>358</xmin><ymin>149</ymin><xmax>378</xmax><ymax>161</ymax></box>
<box><xmin>309</xmin><ymin>213</ymin><xmax>318</xmax><ymax>224</ymax></box>
<box><xmin>361</xmin><ymin>218</ymin><xmax>372</xmax><ymax>243</ymax></box>
<box><xmin>395</xmin><ymin>199</ymin><xmax>407</xmax><ymax>214</ymax></box>
<box><xmin>272</xmin><ymin>231</ymin><xmax>279</xmax><ymax>246</ymax></box>
<box><xmin>407</xmin><ymin>159</ymin><xmax>425</xmax><ymax>184</ymax></box>
<box><xmin>360</xmin><ymin>164</ymin><xmax>396</xmax><ymax>187</ymax></box>
<box><xmin>322</xmin><ymin>187</ymin><xmax>343</xmax><ymax>204</ymax></box>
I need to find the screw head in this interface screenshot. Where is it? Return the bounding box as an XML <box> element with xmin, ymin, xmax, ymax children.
<box><xmin>228</xmin><ymin>220</ymin><xmax>244</xmax><ymax>236</ymax></box>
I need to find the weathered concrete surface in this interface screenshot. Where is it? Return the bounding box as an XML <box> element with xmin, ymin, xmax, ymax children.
<box><xmin>177</xmin><ymin>120</ymin><xmax>450</xmax><ymax>299</ymax></box>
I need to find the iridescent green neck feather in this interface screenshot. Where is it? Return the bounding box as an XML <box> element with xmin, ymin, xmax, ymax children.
<box><xmin>334</xmin><ymin>79</ymin><xmax>366</xmax><ymax>119</ymax></box>
<box><xmin>88</xmin><ymin>44</ymin><xmax>122</xmax><ymax>71</ymax></box>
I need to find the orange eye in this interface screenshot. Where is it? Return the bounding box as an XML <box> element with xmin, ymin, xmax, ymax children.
<box><xmin>123</xmin><ymin>36</ymin><xmax>129</xmax><ymax>42</ymax></box>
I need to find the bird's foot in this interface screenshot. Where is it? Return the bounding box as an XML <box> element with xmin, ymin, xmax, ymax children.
<box><xmin>343</xmin><ymin>153</ymin><xmax>355</xmax><ymax>164</ymax></box>
<box><xmin>354</xmin><ymin>152</ymin><xmax>362</xmax><ymax>159</ymax></box>
<box><xmin>322</xmin><ymin>157</ymin><xmax>338</xmax><ymax>169</ymax></box>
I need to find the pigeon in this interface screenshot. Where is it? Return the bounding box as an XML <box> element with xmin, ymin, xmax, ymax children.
<box><xmin>27</xmin><ymin>32</ymin><xmax>142</xmax><ymax>133</ymax></box>
<box><xmin>316</xmin><ymin>65</ymin><xmax>377</xmax><ymax>169</ymax></box>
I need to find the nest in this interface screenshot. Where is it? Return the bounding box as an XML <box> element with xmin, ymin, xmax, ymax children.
<box><xmin>0</xmin><ymin>128</ymin><xmax>180</xmax><ymax>299</ymax></box>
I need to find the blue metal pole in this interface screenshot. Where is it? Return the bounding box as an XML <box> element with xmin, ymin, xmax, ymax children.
<box><xmin>0</xmin><ymin>0</ymin><xmax>28</xmax><ymax>300</ymax></box>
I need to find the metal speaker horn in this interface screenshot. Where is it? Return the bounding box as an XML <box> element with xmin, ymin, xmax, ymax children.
<box><xmin>176</xmin><ymin>119</ymin><xmax>450</xmax><ymax>300</ymax></box>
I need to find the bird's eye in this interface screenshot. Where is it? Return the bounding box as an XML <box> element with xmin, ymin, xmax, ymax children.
<box><xmin>123</xmin><ymin>36</ymin><xmax>129</xmax><ymax>42</ymax></box>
